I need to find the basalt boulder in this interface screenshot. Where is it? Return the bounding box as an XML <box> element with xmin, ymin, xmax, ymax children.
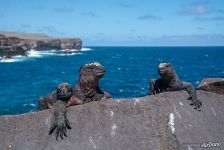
<box><xmin>0</xmin><ymin>91</ymin><xmax>224</xmax><ymax>150</ymax></box>
<box><xmin>197</xmin><ymin>78</ymin><xmax>224</xmax><ymax>95</ymax></box>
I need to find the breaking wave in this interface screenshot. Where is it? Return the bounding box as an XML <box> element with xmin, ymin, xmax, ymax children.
<box><xmin>0</xmin><ymin>48</ymin><xmax>91</xmax><ymax>63</ymax></box>
<box><xmin>0</xmin><ymin>57</ymin><xmax>18</xmax><ymax>63</ymax></box>
<box><xmin>0</xmin><ymin>55</ymin><xmax>27</xmax><ymax>63</ymax></box>
<box><xmin>81</xmin><ymin>47</ymin><xmax>93</xmax><ymax>51</ymax></box>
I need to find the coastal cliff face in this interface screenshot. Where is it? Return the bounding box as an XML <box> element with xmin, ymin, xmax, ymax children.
<box><xmin>0</xmin><ymin>34</ymin><xmax>28</xmax><ymax>57</ymax></box>
<box><xmin>35</xmin><ymin>38</ymin><xmax>82</xmax><ymax>51</ymax></box>
<box><xmin>36</xmin><ymin>39</ymin><xmax>61</xmax><ymax>50</ymax></box>
<box><xmin>0</xmin><ymin>91</ymin><xmax>224</xmax><ymax>150</ymax></box>
<box><xmin>0</xmin><ymin>33</ymin><xmax>82</xmax><ymax>57</ymax></box>
<box><xmin>61</xmin><ymin>38</ymin><xmax>82</xmax><ymax>50</ymax></box>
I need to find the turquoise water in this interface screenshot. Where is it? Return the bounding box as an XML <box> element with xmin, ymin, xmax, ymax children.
<box><xmin>0</xmin><ymin>47</ymin><xmax>224</xmax><ymax>115</ymax></box>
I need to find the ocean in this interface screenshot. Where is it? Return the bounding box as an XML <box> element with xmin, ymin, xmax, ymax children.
<box><xmin>0</xmin><ymin>47</ymin><xmax>224</xmax><ymax>115</ymax></box>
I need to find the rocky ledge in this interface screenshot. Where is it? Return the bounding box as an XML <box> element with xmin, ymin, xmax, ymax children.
<box><xmin>197</xmin><ymin>78</ymin><xmax>224</xmax><ymax>95</ymax></box>
<box><xmin>0</xmin><ymin>33</ymin><xmax>82</xmax><ymax>57</ymax></box>
<box><xmin>0</xmin><ymin>90</ymin><xmax>224</xmax><ymax>150</ymax></box>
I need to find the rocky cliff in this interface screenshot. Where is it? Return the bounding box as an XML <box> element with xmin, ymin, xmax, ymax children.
<box><xmin>0</xmin><ymin>90</ymin><xmax>223</xmax><ymax>150</ymax></box>
<box><xmin>0</xmin><ymin>32</ymin><xmax>82</xmax><ymax>57</ymax></box>
<box><xmin>0</xmin><ymin>34</ymin><xmax>29</xmax><ymax>57</ymax></box>
<box><xmin>35</xmin><ymin>38</ymin><xmax>82</xmax><ymax>51</ymax></box>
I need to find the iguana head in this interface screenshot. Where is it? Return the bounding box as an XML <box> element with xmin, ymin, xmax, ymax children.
<box><xmin>78</xmin><ymin>62</ymin><xmax>105</xmax><ymax>97</ymax></box>
<box><xmin>57</xmin><ymin>83</ymin><xmax>73</xmax><ymax>101</ymax></box>
<box><xmin>158</xmin><ymin>63</ymin><xmax>175</xmax><ymax>78</ymax></box>
<box><xmin>80</xmin><ymin>62</ymin><xmax>105</xmax><ymax>79</ymax></box>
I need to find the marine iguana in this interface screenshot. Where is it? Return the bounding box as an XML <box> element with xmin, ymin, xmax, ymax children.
<box><xmin>38</xmin><ymin>62</ymin><xmax>111</xmax><ymax>140</ymax></box>
<box><xmin>37</xmin><ymin>83</ymin><xmax>73</xmax><ymax>110</ymax></box>
<box><xmin>68</xmin><ymin>62</ymin><xmax>111</xmax><ymax>105</ymax></box>
<box><xmin>149</xmin><ymin>63</ymin><xmax>202</xmax><ymax>110</ymax></box>
<box><xmin>38</xmin><ymin>83</ymin><xmax>73</xmax><ymax>140</ymax></box>
<box><xmin>38</xmin><ymin>62</ymin><xmax>111</xmax><ymax>110</ymax></box>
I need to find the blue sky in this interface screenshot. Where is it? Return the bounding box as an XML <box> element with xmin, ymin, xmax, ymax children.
<box><xmin>0</xmin><ymin>0</ymin><xmax>224</xmax><ymax>46</ymax></box>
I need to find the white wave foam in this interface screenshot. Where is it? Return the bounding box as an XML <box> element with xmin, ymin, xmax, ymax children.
<box><xmin>23</xmin><ymin>103</ymin><xmax>36</xmax><ymax>107</ymax></box>
<box><xmin>1</xmin><ymin>49</ymin><xmax>83</xmax><ymax>63</ymax></box>
<box><xmin>28</xmin><ymin>49</ymin><xmax>65</xmax><ymax>57</ymax></box>
<box><xmin>0</xmin><ymin>58</ymin><xmax>18</xmax><ymax>63</ymax></box>
<box><xmin>38</xmin><ymin>50</ymin><xmax>56</xmax><ymax>55</ymax></box>
<box><xmin>81</xmin><ymin>47</ymin><xmax>93</xmax><ymax>51</ymax></box>
<box><xmin>0</xmin><ymin>55</ymin><xmax>27</xmax><ymax>63</ymax></box>
<box><xmin>55</xmin><ymin>52</ymin><xmax>82</xmax><ymax>56</ymax></box>
<box><xmin>14</xmin><ymin>55</ymin><xmax>24</xmax><ymax>58</ymax></box>
<box><xmin>27</xmin><ymin>50</ymin><xmax>43</xmax><ymax>57</ymax></box>
<box><xmin>27</xmin><ymin>49</ymin><xmax>81</xmax><ymax>57</ymax></box>
<box><xmin>62</xmin><ymin>49</ymin><xmax>79</xmax><ymax>52</ymax></box>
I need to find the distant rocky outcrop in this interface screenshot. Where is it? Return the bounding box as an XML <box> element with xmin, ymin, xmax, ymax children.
<box><xmin>61</xmin><ymin>38</ymin><xmax>82</xmax><ymax>50</ymax></box>
<box><xmin>0</xmin><ymin>32</ymin><xmax>82</xmax><ymax>57</ymax></box>
<box><xmin>0</xmin><ymin>91</ymin><xmax>224</xmax><ymax>150</ymax></box>
<box><xmin>0</xmin><ymin>34</ymin><xmax>29</xmax><ymax>57</ymax></box>
<box><xmin>197</xmin><ymin>78</ymin><xmax>224</xmax><ymax>95</ymax></box>
<box><xmin>36</xmin><ymin>39</ymin><xmax>61</xmax><ymax>50</ymax></box>
<box><xmin>35</xmin><ymin>38</ymin><xmax>82</xmax><ymax>51</ymax></box>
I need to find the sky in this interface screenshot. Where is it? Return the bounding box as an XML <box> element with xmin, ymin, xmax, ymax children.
<box><xmin>0</xmin><ymin>0</ymin><xmax>224</xmax><ymax>46</ymax></box>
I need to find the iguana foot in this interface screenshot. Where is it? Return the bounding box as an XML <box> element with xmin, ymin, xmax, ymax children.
<box><xmin>192</xmin><ymin>98</ymin><xmax>202</xmax><ymax>111</ymax></box>
<box><xmin>49</xmin><ymin>100</ymin><xmax>72</xmax><ymax>140</ymax></box>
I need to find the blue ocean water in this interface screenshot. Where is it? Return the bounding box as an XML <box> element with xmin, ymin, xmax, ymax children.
<box><xmin>0</xmin><ymin>47</ymin><xmax>224</xmax><ymax>115</ymax></box>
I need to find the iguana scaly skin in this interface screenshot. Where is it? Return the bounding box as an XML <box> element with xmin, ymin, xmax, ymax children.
<box><xmin>149</xmin><ymin>63</ymin><xmax>202</xmax><ymax>111</ymax></box>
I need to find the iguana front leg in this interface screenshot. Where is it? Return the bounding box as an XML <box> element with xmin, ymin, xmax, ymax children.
<box><xmin>149</xmin><ymin>79</ymin><xmax>164</xmax><ymax>95</ymax></box>
<box><xmin>38</xmin><ymin>96</ymin><xmax>54</xmax><ymax>110</ymax></box>
<box><xmin>49</xmin><ymin>100</ymin><xmax>72</xmax><ymax>140</ymax></box>
<box><xmin>182</xmin><ymin>82</ymin><xmax>202</xmax><ymax>111</ymax></box>
<box><xmin>149</xmin><ymin>79</ymin><xmax>157</xmax><ymax>95</ymax></box>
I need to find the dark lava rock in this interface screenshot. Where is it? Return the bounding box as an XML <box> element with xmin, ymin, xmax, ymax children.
<box><xmin>0</xmin><ymin>91</ymin><xmax>224</xmax><ymax>150</ymax></box>
<box><xmin>36</xmin><ymin>39</ymin><xmax>61</xmax><ymax>50</ymax></box>
<box><xmin>0</xmin><ymin>33</ymin><xmax>83</xmax><ymax>57</ymax></box>
<box><xmin>197</xmin><ymin>78</ymin><xmax>224</xmax><ymax>95</ymax></box>
<box><xmin>35</xmin><ymin>38</ymin><xmax>82</xmax><ymax>51</ymax></box>
<box><xmin>61</xmin><ymin>38</ymin><xmax>82</xmax><ymax>50</ymax></box>
<box><xmin>0</xmin><ymin>34</ymin><xmax>28</xmax><ymax>57</ymax></box>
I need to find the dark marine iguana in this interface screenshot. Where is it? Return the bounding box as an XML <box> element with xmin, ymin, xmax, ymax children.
<box><xmin>38</xmin><ymin>83</ymin><xmax>73</xmax><ymax>110</ymax></box>
<box><xmin>37</xmin><ymin>62</ymin><xmax>111</xmax><ymax>140</ymax></box>
<box><xmin>38</xmin><ymin>62</ymin><xmax>111</xmax><ymax>110</ymax></box>
<box><xmin>38</xmin><ymin>83</ymin><xmax>73</xmax><ymax>140</ymax></box>
<box><xmin>68</xmin><ymin>62</ymin><xmax>111</xmax><ymax>105</ymax></box>
<box><xmin>149</xmin><ymin>63</ymin><xmax>202</xmax><ymax>111</ymax></box>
